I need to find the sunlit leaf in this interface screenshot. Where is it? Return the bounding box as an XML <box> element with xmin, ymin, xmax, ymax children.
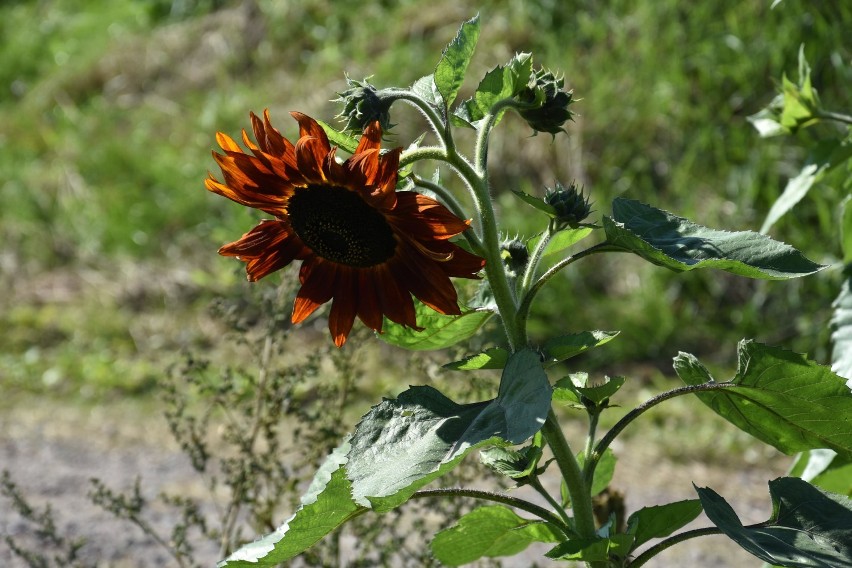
<box><xmin>220</xmin><ymin>443</ymin><xmax>363</xmax><ymax>566</ymax></box>
<box><xmin>454</xmin><ymin>52</ymin><xmax>533</xmax><ymax>128</ymax></box>
<box><xmin>761</xmin><ymin>140</ymin><xmax>852</xmax><ymax>233</ymax></box>
<box><xmin>512</xmin><ymin>189</ymin><xmax>557</xmax><ymax>216</ymax></box>
<box><xmin>443</xmin><ymin>347</ymin><xmax>509</xmax><ymax>370</ymax></box>
<box><xmin>379</xmin><ymin>300</ymin><xmax>493</xmax><ymax>351</ymax></box>
<box><xmin>605</xmin><ymin>198</ymin><xmax>825</xmax><ymax>279</ymax></box>
<box><xmin>431</xmin><ymin>506</ymin><xmax>563</xmax><ymax>565</ymax></box>
<box><xmin>697</xmin><ymin>477</ymin><xmax>852</xmax><ymax>567</ymax></box>
<box><xmin>789</xmin><ymin>450</ymin><xmax>852</xmax><ymax>496</ymax></box>
<box><xmin>674</xmin><ymin>340</ymin><xmax>852</xmax><ymax>458</ymax></box>
<box><xmin>831</xmin><ymin>273</ymin><xmax>852</xmax><ymax>386</ymax></box>
<box><xmin>434</xmin><ymin>15</ymin><xmax>480</xmax><ymax>107</ymax></box>
<box><xmin>346</xmin><ymin>349</ymin><xmax>551</xmax><ymax>511</ymax></box>
<box><xmin>316</xmin><ymin>119</ymin><xmax>359</xmax><ymax>154</ymax></box>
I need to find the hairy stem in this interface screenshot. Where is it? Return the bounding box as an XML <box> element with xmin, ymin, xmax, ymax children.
<box><xmin>411</xmin><ymin>487</ymin><xmax>575</xmax><ymax>538</ymax></box>
<box><xmin>628</xmin><ymin>526</ymin><xmax>725</xmax><ymax>567</ymax></box>
<box><xmin>543</xmin><ymin>410</ymin><xmax>596</xmax><ymax>539</ymax></box>
<box><xmin>589</xmin><ymin>383</ymin><xmax>737</xmax><ymax>479</ymax></box>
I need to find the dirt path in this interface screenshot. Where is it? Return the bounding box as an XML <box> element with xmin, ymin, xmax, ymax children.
<box><xmin>0</xmin><ymin>398</ymin><xmax>789</xmax><ymax>567</ymax></box>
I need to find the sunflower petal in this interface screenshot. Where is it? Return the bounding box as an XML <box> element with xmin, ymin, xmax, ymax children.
<box><xmin>328</xmin><ymin>270</ymin><xmax>359</xmax><ymax>346</ymax></box>
<box><xmin>356</xmin><ymin>268</ymin><xmax>384</xmax><ymax>332</ymax></box>
<box><xmin>292</xmin><ymin>259</ymin><xmax>338</xmax><ymax>323</ymax></box>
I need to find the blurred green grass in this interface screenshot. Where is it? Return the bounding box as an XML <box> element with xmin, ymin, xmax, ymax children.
<box><xmin>1</xmin><ymin>0</ymin><xmax>851</xmax><ymax>403</ymax></box>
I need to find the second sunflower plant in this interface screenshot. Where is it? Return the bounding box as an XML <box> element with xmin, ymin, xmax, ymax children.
<box><xmin>207</xmin><ymin>16</ymin><xmax>852</xmax><ymax>568</ymax></box>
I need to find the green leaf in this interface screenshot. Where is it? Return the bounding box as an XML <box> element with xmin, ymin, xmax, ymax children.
<box><xmin>626</xmin><ymin>500</ymin><xmax>703</xmax><ymax>550</ymax></box>
<box><xmin>605</xmin><ymin>198</ymin><xmax>825</xmax><ymax>279</ymax></box>
<box><xmin>346</xmin><ymin>349</ymin><xmax>551</xmax><ymax>511</ymax></box>
<box><xmin>411</xmin><ymin>74</ymin><xmax>444</xmax><ymax>108</ymax></box>
<box><xmin>674</xmin><ymin>340</ymin><xmax>852</xmax><ymax>458</ymax></box>
<box><xmin>431</xmin><ymin>506</ymin><xmax>562</xmax><ymax>565</ymax></box>
<box><xmin>543</xmin><ymin>227</ymin><xmax>596</xmax><ymax>258</ymax></box>
<box><xmin>543</xmin><ymin>331</ymin><xmax>620</xmax><ymax>364</ymax></box>
<box><xmin>315</xmin><ymin>118</ymin><xmax>359</xmax><ymax>154</ymax></box>
<box><xmin>455</xmin><ymin>52</ymin><xmax>533</xmax><ymax>128</ymax></box>
<box><xmin>443</xmin><ymin>347</ymin><xmax>509</xmax><ymax>370</ymax></box>
<box><xmin>697</xmin><ymin>477</ymin><xmax>852</xmax><ymax>567</ymax></box>
<box><xmin>379</xmin><ymin>300</ymin><xmax>493</xmax><ymax>351</ymax></box>
<box><xmin>434</xmin><ymin>15</ymin><xmax>480</xmax><ymax>107</ymax></box>
<box><xmin>789</xmin><ymin>450</ymin><xmax>852</xmax><ymax>496</ymax></box>
<box><xmin>577</xmin><ymin>448</ymin><xmax>617</xmax><ymax>497</ymax></box>
<box><xmin>761</xmin><ymin>140</ymin><xmax>852</xmax><ymax>233</ymax></box>
<box><xmin>480</xmin><ymin>441</ymin><xmax>543</xmax><ymax>480</ymax></box>
<box><xmin>220</xmin><ymin>443</ymin><xmax>364</xmax><ymax>566</ymax></box>
<box><xmin>842</xmin><ymin>196</ymin><xmax>852</xmax><ymax>266</ymax></box>
<box><xmin>554</xmin><ymin>374</ymin><xmax>625</xmax><ymax>409</ymax></box>
<box><xmin>831</xmin><ymin>273</ymin><xmax>852</xmax><ymax>382</ymax></box>
<box><xmin>512</xmin><ymin>189</ymin><xmax>557</xmax><ymax>216</ymax></box>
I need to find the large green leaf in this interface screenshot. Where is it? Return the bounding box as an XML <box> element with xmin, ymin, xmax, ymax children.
<box><xmin>674</xmin><ymin>340</ymin><xmax>852</xmax><ymax>458</ymax></box>
<box><xmin>346</xmin><ymin>349</ymin><xmax>551</xmax><ymax>511</ymax></box>
<box><xmin>431</xmin><ymin>506</ymin><xmax>562</xmax><ymax>565</ymax></box>
<box><xmin>379</xmin><ymin>300</ymin><xmax>493</xmax><ymax>351</ymax></box>
<box><xmin>433</xmin><ymin>15</ymin><xmax>480</xmax><ymax>107</ymax></box>
<box><xmin>697</xmin><ymin>477</ymin><xmax>852</xmax><ymax>567</ymax></box>
<box><xmin>626</xmin><ymin>500</ymin><xmax>703</xmax><ymax>550</ymax></box>
<box><xmin>604</xmin><ymin>198</ymin><xmax>824</xmax><ymax>279</ymax></box>
<box><xmin>219</xmin><ymin>443</ymin><xmax>363</xmax><ymax>566</ymax></box>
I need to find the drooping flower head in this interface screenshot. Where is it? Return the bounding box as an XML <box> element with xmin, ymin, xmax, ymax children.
<box><xmin>206</xmin><ymin>110</ymin><xmax>485</xmax><ymax>346</ymax></box>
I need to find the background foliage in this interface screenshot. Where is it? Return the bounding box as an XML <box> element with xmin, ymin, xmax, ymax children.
<box><xmin>1</xmin><ymin>0</ymin><xmax>850</xmax><ymax>564</ymax></box>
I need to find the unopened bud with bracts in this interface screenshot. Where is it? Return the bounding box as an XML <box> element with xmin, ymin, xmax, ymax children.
<box><xmin>545</xmin><ymin>182</ymin><xmax>592</xmax><ymax>229</ymax></box>
<box><xmin>517</xmin><ymin>68</ymin><xmax>574</xmax><ymax>136</ymax></box>
<box><xmin>334</xmin><ymin>76</ymin><xmax>394</xmax><ymax>134</ymax></box>
<box><xmin>500</xmin><ymin>237</ymin><xmax>530</xmax><ymax>279</ymax></box>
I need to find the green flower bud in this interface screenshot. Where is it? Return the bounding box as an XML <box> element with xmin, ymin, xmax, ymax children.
<box><xmin>500</xmin><ymin>238</ymin><xmax>529</xmax><ymax>279</ymax></box>
<box><xmin>517</xmin><ymin>68</ymin><xmax>574</xmax><ymax>136</ymax></box>
<box><xmin>545</xmin><ymin>182</ymin><xmax>592</xmax><ymax>228</ymax></box>
<box><xmin>334</xmin><ymin>76</ymin><xmax>394</xmax><ymax>134</ymax></box>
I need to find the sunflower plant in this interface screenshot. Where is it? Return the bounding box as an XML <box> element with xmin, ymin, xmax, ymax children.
<box><xmin>205</xmin><ymin>16</ymin><xmax>852</xmax><ymax>568</ymax></box>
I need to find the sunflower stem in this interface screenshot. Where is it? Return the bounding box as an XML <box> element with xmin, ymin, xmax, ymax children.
<box><xmin>517</xmin><ymin>242</ymin><xmax>614</xmax><ymax>339</ymax></box>
<box><xmin>543</xmin><ymin>409</ymin><xmax>597</xmax><ymax>541</ymax></box>
<box><xmin>518</xmin><ymin>221</ymin><xmax>554</xmax><ymax>297</ymax></box>
<box><xmin>381</xmin><ymin>88</ymin><xmax>450</xmax><ymax>149</ymax></box>
<box><xmin>411</xmin><ymin>174</ymin><xmax>485</xmax><ymax>254</ymax></box>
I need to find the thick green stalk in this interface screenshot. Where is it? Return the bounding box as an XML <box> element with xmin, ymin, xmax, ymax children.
<box><xmin>543</xmin><ymin>409</ymin><xmax>597</xmax><ymax>539</ymax></box>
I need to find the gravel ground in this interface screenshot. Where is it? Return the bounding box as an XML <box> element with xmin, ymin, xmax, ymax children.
<box><xmin>0</xmin><ymin>398</ymin><xmax>789</xmax><ymax>567</ymax></box>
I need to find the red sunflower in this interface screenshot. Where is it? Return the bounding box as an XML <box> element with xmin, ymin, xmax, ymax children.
<box><xmin>206</xmin><ymin>110</ymin><xmax>486</xmax><ymax>346</ymax></box>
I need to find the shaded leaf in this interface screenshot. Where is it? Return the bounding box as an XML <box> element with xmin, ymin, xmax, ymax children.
<box><xmin>543</xmin><ymin>331</ymin><xmax>620</xmax><ymax>365</ymax></box>
<box><xmin>674</xmin><ymin>341</ymin><xmax>852</xmax><ymax>458</ymax></box>
<box><xmin>411</xmin><ymin>74</ymin><xmax>444</xmax><ymax>108</ymax></box>
<box><xmin>434</xmin><ymin>15</ymin><xmax>480</xmax><ymax>107</ymax></box>
<box><xmin>480</xmin><ymin>439</ymin><xmax>543</xmax><ymax>480</ymax></box>
<box><xmin>431</xmin><ymin>506</ymin><xmax>562</xmax><ymax>565</ymax></box>
<box><xmin>346</xmin><ymin>349</ymin><xmax>550</xmax><ymax>511</ymax></box>
<box><xmin>512</xmin><ymin>189</ymin><xmax>557</xmax><ymax>216</ymax></box>
<box><xmin>220</xmin><ymin>443</ymin><xmax>363</xmax><ymax>566</ymax></box>
<box><xmin>604</xmin><ymin>198</ymin><xmax>825</xmax><ymax>279</ymax></box>
<box><xmin>380</xmin><ymin>300</ymin><xmax>493</xmax><ymax>351</ymax></box>
<box><xmin>626</xmin><ymin>500</ymin><xmax>703</xmax><ymax>550</ymax></box>
<box><xmin>697</xmin><ymin>477</ymin><xmax>852</xmax><ymax>567</ymax></box>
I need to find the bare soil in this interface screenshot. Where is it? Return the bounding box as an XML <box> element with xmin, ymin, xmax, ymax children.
<box><xmin>0</xmin><ymin>395</ymin><xmax>789</xmax><ymax>567</ymax></box>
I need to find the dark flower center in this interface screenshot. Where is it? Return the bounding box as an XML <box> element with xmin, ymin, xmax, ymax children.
<box><xmin>288</xmin><ymin>185</ymin><xmax>397</xmax><ymax>267</ymax></box>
